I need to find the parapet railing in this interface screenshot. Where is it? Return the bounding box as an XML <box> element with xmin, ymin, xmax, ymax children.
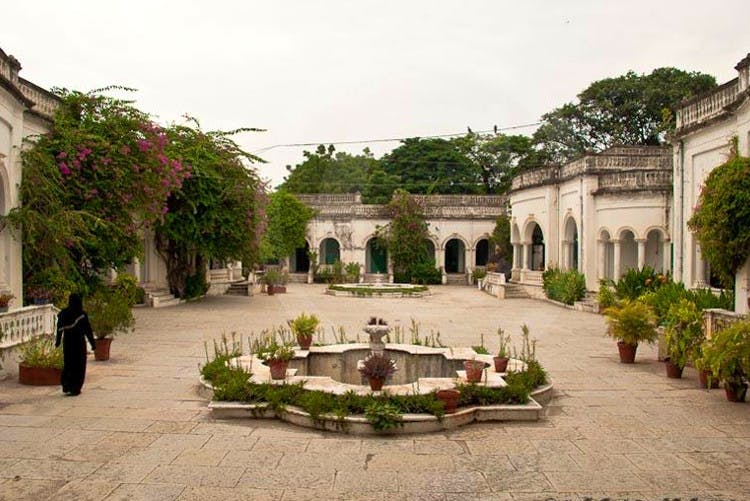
<box><xmin>675</xmin><ymin>79</ymin><xmax>740</xmax><ymax>131</ymax></box>
<box><xmin>0</xmin><ymin>304</ymin><xmax>59</xmax><ymax>349</ymax></box>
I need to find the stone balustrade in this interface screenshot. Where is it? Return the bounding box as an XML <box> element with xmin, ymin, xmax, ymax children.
<box><xmin>0</xmin><ymin>305</ymin><xmax>59</xmax><ymax>350</ymax></box>
<box><xmin>703</xmin><ymin>308</ymin><xmax>745</xmax><ymax>340</ymax></box>
<box><xmin>675</xmin><ymin>78</ymin><xmax>741</xmax><ymax>132</ymax></box>
<box><xmin>0</xmin><ymin>48</ymin><xmax>58</xmax><ymax>121</ymax></box>
<box><xmin>595</xmin><ymin>170</ymin><xmax>673</xmax><ymax>193</ymax></box>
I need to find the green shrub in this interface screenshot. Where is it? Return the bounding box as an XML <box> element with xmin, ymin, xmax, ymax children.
<box><xmin>184</xmin><ymin>272</ymin><xmax>209</xmax><ymax>299</ymax></box>
<box><xmin>614</xmin><ymin>266</ymin><xmax>665</xmax><ymax>301</ymax></box>
<box><xmin>700</xmin><ymin>318</ymin><xmax>750</xmax><ymax>385</ymax></box>
<box><xmin>365</xmin><ymin>402</ymin><xmax>403</xmax><ymax>431</ymax></box>
<box><xmin>85</xmin><ymin>287</ymin><xmax>135</xmax><ymax>339</ymax></box>
<box><xmin>394</xmin><ymin>260</ymin><xmax>442</xmax><ymax>285</ymax></box>
<box><xmin>664</xmin><ymin>299</ymin><xmax>704</xmax><ymax>369</ymax></box>
<box><xmin>18</xmin><ymin>335</ymin><xmax>63</xmax><ymax>369</ymax></box>
<box><xmin>688</xmin><ymin>287</ymin><xmax>734</xmax><ymax>311</ymax></box>
<box><xmin>597</xmin><ymin>279</ymin><xmax>617</xmax><ymax>310</ymax></box>
<box><xmin>603</xmin><ymin>299</ymin><xmax>657</xmax><ymax>346</ymax></box>
<box><xmin>542</xmin><ymin>267</ymin><xmax>586</xmax><ymax>305</ymax></box>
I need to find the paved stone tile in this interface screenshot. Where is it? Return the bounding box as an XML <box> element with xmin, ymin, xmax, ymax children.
<box><xmin>237</xmin><ymin>467</ymin><xmax>336</xmax><ymax>490</ymax></box>
<box><xmin>3</xmin><ymin>459</ymin><xmax>102</xmax><ymax>481</ymax></box>
<box><xmin>189</xmin><ymin>422</ymin><xmax>254</xmax><ymax>435</ymax></box>
<box><xmin>176</xmin><ymin>486</ymin><xmax>282</xmax><ymax>500</ymax></box>
<box><xmin>413</xmin><ymin>439</ymin><xmax>467</xmax><ymax>455</ymax></box>
<box><xmin>280</xmin><ymin>489</ymin><xmax>400</xmax><ymax>501</ymax></box>
<box><xmin>143</xmin><ymin>465</ymin><xmax>244</xmax><ymax>487</ymax></box>
<box><xmin>103</xmin><ymin>483</ymin><xmax>185</xmax><ymax>501</ymax></box>
<box><xmin>14</xmin><ymin>442</ymin><xmax>73</xmax><ymax>460</ymax></box>
<box><xmin>445</xmin><ymin>494</ymin><xmax>512</xmax><ymax>501</ymax></box>
<box><xmin>508</xmin><ymin>453</ymin><xmax>580</xmax><ymax>472</ymax></box>
<box><xmin>0</xmin><ymin>426</ymin><xmax>61</xmax><ymax>442</ymax></box>
<box><xmin>252</xmin><ymin>436</ymin><xmax>310</xmax><ymax>453</ymax></box>
<box><xmin>307</xmin><ymin>437</ymin><xmax>362</xmax><ymax>454</ymax></box>
<box><xmin>145</xmin><ymin>421</ymin><xmax>198</xmax><ymax>434</ymax></box>
<box><xmin>0</xmin><ymin>414</ymin><xmax>57</xmax><ymax>427</ymax></box>
<box><xmin>398</xmin><ymin>471</ymin><xmax>490</xmax><ymax>493</ymax></box>
<box><xmin>452</xmin><ymin>454</ymin><xmax>516</xmax><ymax>473</ymax></box>
<box><xmin>219</xmin><ymin>450</ymin><xmax>282</xmax><ymax>469</ymax></box>
<box><xmin>567</xmin><ymin>453</ymin><xmax>634</xmax><ymax>471</ymax></box>
<box><xmin>201</xmin><ymin>434</ymin><xmax>258</xmax><ymax>450</ymax></box>
<box><xmin>693</xmin><ymin>468</ymin><xmax>750</xmax><ymax>491</ymax></box>
<box><xmin>110</xmin><ymin>446</ymin><xmax>182</xmax><ymax>465</ymax></box>
<box><xmin>0</xmin><ymin>478</ymin><xmax>66</xmax><ymax>501</ymax></box>
<box><xmin>86</xmin><ymin>462</ymin><xmax>157</xmax><ymax>483</ymax></box>
<box><xmin>366</xmin><ymin>452</ymin><xmax>453</xmax><ymax>472</ymax></box>
<box><xmin>636</xmin><ymin>469</ymin><xmax>717</xmax><ymax>491</ymax></box>
<box><xmin>677</xmin><ymin>451</ymin><xmax>749</xmax><ymax>469</ymax></box>
<box><xmin>171</xmin><ymin>448</ymin><xmax>229</xmax><ymax>466</ymax></box>
<box><xmin>279</xmin><ymin>451</ymin><xmax>365</xmax><ymax>471</ymax></box>
<box><xmin>544</xmin><ymin>470</ymin><xmax>651</xmax><ymax>492</ymax></box>
<box><xmin>81</xmin><ymin>418</ymin><xmax>155</xmax><ymax>433</ymax></box>
<box><xmin>63</xmin><ymin>443</ymin><xmax>136</xmax><ymax>463</ymax></box>
<box><xmin>334</xmin><ymin>470</ymin><xmax>400</xmax><ymax>492</ymax></box>
<box><xmin>149</xmin><ymin>433</ymin><xmax>209</xmax><ymax>451</ymax></box>
<box><xmin>48</xmin><ymin>479</ymin><xmax>118</xmax><ymax>501</ymax></box>
<box><xmin>624</xmin><ymin>452</ymin><xmax>694</xmax><ymax>470</ymax></box>
<box><xmin>483</xmin><ymin>471</ymin><xmax>552</xmax><ymax>493</ymax></box>
<box><xmin>465</xmin><ymin>438</ymin><xmax>537</xmax><ymax>455</ymax></box>
<box><xmin>359</xmin><ymin>438</ymin><xmax>415</xmax><ymax>454</ymax></box>
<box><xmin>571</xmin><ymin>438</ymin><xmax>648</xmax><ymax>454</ymax></box>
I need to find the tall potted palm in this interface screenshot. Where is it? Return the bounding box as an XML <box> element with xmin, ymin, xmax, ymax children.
<box><xmin>603</xmin><ymin>299</ymin><xmax>657</xmax><ymax>363</ymax></box>
<box><xmin>85</xmin><ymin>288</ymin><xmax>135</xmax><ymax>361</ymax></box>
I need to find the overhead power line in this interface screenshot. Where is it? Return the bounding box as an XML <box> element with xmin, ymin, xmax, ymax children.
<box><xmin>251</xmin><ymin>122</ymin><xmax>541</xmax><ymax>154</ymax></box>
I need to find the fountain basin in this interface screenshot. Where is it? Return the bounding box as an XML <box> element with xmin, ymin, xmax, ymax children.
<box><xmin>327</xmin><ymin>283</ymin><xmax>430</xmax><ymax>298</ymax></box>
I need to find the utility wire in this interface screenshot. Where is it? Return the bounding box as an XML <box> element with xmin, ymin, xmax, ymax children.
<box><xmin>251</xmin><ymin>122</ymin><xmax>540</xmax><ymax>154</ymax></box>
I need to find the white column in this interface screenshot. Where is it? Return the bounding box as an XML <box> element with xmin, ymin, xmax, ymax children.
<box><xmin>613</xmin><ymin>239</ymin><xmax>622</xmax><ymax>281</ymax></box>
<box><xmin>695</xmin><ymin>245</ymin><xmax>707</xmax><ymax>287</ymax></box>
<box><xmin>561</xmin><ymin>240</ymin><xmax>569</xmax><ymax>270</ymax></box>
<box><xmin>597</xmin><ymin>240</ymin><xmax>606</xmax><ymax>280</ymax></box>
<box><xmin>637</xmin><ymin>239</ymin><xmax>646</xmax><ymax>270</ymax></box>
<box><xmin>513</xmin><ymin>244</ymin><xmax>521</xmax><ymax>269</ymax></box>
<box><xmin>662</xmin><ymin>240</ymin><xmax>671</xmax><ymax>275</ymax></box>
<box><xmin>522</xmin><ymin>242</ymin><xmax>530</xmax><ymax>270</ymax></box>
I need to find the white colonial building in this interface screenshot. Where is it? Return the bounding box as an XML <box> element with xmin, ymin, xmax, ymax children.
<box><xmin>0</xmin><ymin>49</ymin><xmax>58</xmax><ymax>302</ymax></box>
<box><xmin>508</xmin><ymin>146</ymin><xmax>673</xmax><ymax>291</ymax></box>
<box><xmin>291</xmin><ymin>193</ymin><xmax>506</xmax><ymax>284</ymax></box>
<box><xmin>673</xmin><ymin>53</ymin><xmax>750</xmax><ymax>314</ymax></box>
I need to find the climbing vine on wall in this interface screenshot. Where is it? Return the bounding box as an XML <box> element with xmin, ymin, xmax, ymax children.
<box><xmin>688</xmin><ymin>154</ymin><xmax>750</xmax><ymax>288</ymax></box>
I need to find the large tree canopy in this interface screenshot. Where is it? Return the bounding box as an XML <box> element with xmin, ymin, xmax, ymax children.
<box><xmin>260</xmin><ymin>191</ymin><xmax>314</xmax><ymax>262</ymax></box>
<box><xmin>688</xmin><ymin>154</ymin><xmax>750</xmax><ymax>288</ymax></box>
<box><xmin>3</xmin><ymin>89</ymin><xmax>190</xmax><ymax>301</ymax></box>
<box><xmin>280</xmin><ymin>145</ymin><xmax>372</xmax><ymax>194</ymax></box>
<box><xmin>154</xmin><ymin>120</ymin><xmax>266</xmax><ymax>297</ymax></box>
<box><xmin>453</xmin><ymin>133</ymin><xmax>535</xmax><ymax>193</ymax></box>
<box><xmin>533</xmin><ymin>67</ymin><xmax>717</xmax><ymax>164</ymax></box>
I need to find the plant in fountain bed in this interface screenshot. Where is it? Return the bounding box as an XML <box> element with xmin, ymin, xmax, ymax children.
<box><xmin>289</xmin><ymin>312</ymin><xmax>319</xmax><ymax>350</ymax></box>
<box><xmin>493</xmin><ymin>327</ymin><xmax>511</xmax><ymax>373</ymax></box>
<box><xmin>359</xmin><ymin>353</ymin><xmax>397</xmax><ymax>391</ymax></box>
<box><xmin>255</xmin><ymin>340</ymin><xmax>295</xmax><ymax>380</ymax></box>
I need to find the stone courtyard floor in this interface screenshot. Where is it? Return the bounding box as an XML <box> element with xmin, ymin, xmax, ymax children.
<box><xmin>0</xmin><ymin>284</ymin><xmax>748</xmax><ymax>501</ymax></box>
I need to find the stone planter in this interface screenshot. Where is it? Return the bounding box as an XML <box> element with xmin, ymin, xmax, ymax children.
<box><xmin>664</xmin><ymin>359</ymin><xmax>683</xmax><ymax>379</ymax></box>
<box><xmin>94</xmin><ymin>337</ymin><xmax>112</xmax><ymax>361</ymax></box>
<box><xmin>268</xmin><ymin>360</ymin><xmax>289</xmax><ymax>380</ymax></box>
<box><xmin>436</xmin><ymin>389</ymin><xmax>460</xmax><ymax>413</ymax></box>
<box><xmin>18</xmin><ymin>363</ymin><xmax>61</xmax><ymax>386</ymax></box>
<box><xmin>617</xmin><ymin>341</ymin><xmax>638</xmax><ymax>364</ymax></box>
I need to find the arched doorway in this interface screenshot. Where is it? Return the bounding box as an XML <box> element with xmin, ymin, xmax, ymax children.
<box><xmin>475</xmin><ymin>238</ymin><xmax>490</xmax><ymax>266</ymax></box>
<box><xmin>531</xmin><ymin>224</ymin><xmax>545</xmax><ymax>271</ymax></box>
<box><xmin>444</xmin><ymin>238</ymin><xmax>466</xmax><ymax>274</ymax></box>
<box><xmin>423</xmin><ymin>239</ymin><xmax>436</xmax><ymax>263</ymax></box>
<box><xmin>319</xmin><ymin>238</ymin><xmax>340</xmax><ymax>265</ymax></box>
<box><xmin>366</xmin><ymin>238</ymin><xmax>387</xmax><ymax>273</ymax></box>
<box><xmin>620</xmin><ymin>230</ymin><xmax>638</xmax><ymax>273</ymax></box>
<box><xmin>563</xmin><ymin>218</ymin><xmax>578</xmax><ymax>271</ymax></box>
<box><xmin>291</xmin><ymin>241</ymin><xmax>310</xmax><ymax>273</ymax></box>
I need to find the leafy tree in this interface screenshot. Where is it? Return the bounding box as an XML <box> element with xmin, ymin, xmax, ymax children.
<box><xmin>260</xmin><ymin>191</ymin><xmax>314</xmax><ymax>262</ymax></box>
<box><xmin>2</xmin><ymin>88</ymin><xmax>189</xmax><ymax>299</ymax></box>
<box><xmin>490</xmin><ymin>214</ymin><xmax>513</xmax><ymax>260</ymax></box>
<box><xmin>154</xmin><ymin>119</ymin><xmax>266</xmax><ymax>297</ymax></box>
<box><xmin>380</xmin><ymin>138</ymin><xmax>480</xmax><ymax>194</ymax></box>
<box><xmin>688</xmin><ymin>154</ymin><xmax>750</xmax><ymax>288</ymax></box>
<box><xmin>375</xmin><ymin>190</ymin><xmax>437</xmax><ymax>282</ymax></box>
<box><xmin>454</xmin><ymin>133</ymin><xmax>535</xmax><ymax>193</ymax></box>
<box><xmin>280</xmin><ymin>145</ymin><xmax>373</xmax><ymax>194</ymax></box>
<box><xmin>533</xmin><ymin>68</ymin><xmax>716</xmax><ymax>164</ymax></box>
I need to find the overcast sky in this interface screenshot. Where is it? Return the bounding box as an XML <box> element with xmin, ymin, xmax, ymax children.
<box><xmin>3</xmin><ymin>1</ymin><xmax>748</xmax><ymax>187</ymax></box>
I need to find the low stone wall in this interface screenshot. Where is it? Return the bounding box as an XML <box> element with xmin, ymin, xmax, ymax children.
<box><xmin>703</xmin><ymin>308</ymin><xmax>746</xmax><ymax>339</ymax></box>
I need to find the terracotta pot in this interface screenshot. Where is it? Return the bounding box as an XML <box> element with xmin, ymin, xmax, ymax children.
<box><xmin>699</xmin><ymin>369</ymin><xmax>720</xmax><ymax>389</ymax></box>
<box><xmin>493</xmin><ymin>356</ymin><xmax>509</xmax><ymax>373</ymax></box>
<box><xmin>664</xmin><ymin>359</ymin><xmax>683</xmax><ymax>379</ymax></box>
<box><xmin>268</xmin><ymin>359</ymin><xmax>289</xmax><ymax>380</ymax></box>
<box><xmin>94</xmin><ymin>337</ymin><xmax>112</xmax><ymax>361</ymax></box>
<box><xmin>267</xmin><ymin>286</ymin><xmax>275</xmax><ymax>296</ymax></box>
<box><xmin>18</xmin><ymin>363</ymin><xmax>61</xmax><ymax>386</ymax></box>
<box><xmin>368</xmin><ymin>377</ymin><xmax>384</xmax><ymax>391</ymax></box>
<box><xmin>463</xmin><ymin>360</ymin><xmax>485</xmax><ymax>383</ymax></box>
<box><xmin>297</xmin><ymin>334</ymin><xmax>313</xmax><ymax>350</ymax></box>
<box><xmin>616</xmin><ymin>341</ymin><xmax>638</xmax><ymax>364</ymax></box>
<box><xmin>724</xmin><ymin>381</ymin><xmax>748</xmax><ymax>403</ymax></box>
<box><xmin>436</xmin><ymin>389</ymin><xmax>460</xmax><ymax>413</ymax></box>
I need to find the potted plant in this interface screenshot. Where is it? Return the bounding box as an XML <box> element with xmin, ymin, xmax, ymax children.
<box><xmin>26</xmin><ymin>286</ymin><xmax>54</xmax><ymax>305</ymax></box>
<box><xmin>694</xmin><ymin>350</ymin><xmax>720</xmax><ymax>389</ymax></box>
<box><xmin>85</xmin><ymin>288</ymin><xmax>135</xmax><ymax>361</ymax></box>
<box><xmin>256</xmin><ymin>340</ymin><xmax>295</xmax><ymax>380</ymax></box>
<box><xmin>435</xmin><ymin>388</ymin><xmax>460</xmax><ymax>413</ymax></box>
<box><xmin>263</xmin><ymin>269</ymin><xmax>288</xmax><ymax>295</ymax></box>
<box><xmin>289</xmin><ymin>312</ymin><xmax>319</xmax><ymax>350</ymax></box>
<box><xmin>358</xmin><ymin>353</ymin><xmax>397</xmax><ymax>391</ymax></box>
<box><xmin>18</xmin><ymin>335</ymin><xmax>63</xmax><ymax>385</ymax></box>
<box><xmin>663</xmin><ymin>299</ymin><xmax>704</xmax><ymax>379</ymax></box>
<box><xmin>463</xmin><ymin>357</ymin><xmax>486</xmax><ymax>383</ymax></box>
<box><xmin>0</xmin><ymin>293</ymin><xmax>14</xmax><ymax>313</ymax></box>
<box><xmin>603</xmin><ymin>299</ymin><xmax>657</xmax><ymax>363</ymax></box>
<box><xmin>700</xmin><ymin>319</ymin><xmax>750</xmax><ymax>402</ymax></box>
<box><xmin>493</xmin><ymin>327</ymin><xmax>511</xmax><ymax>373</ymax></box>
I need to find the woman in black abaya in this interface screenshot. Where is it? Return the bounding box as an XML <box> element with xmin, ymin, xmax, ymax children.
<box><xmin>55</xmin><ymin>293</ymin><xmax>96</xmax><ymax>396</ymax></box>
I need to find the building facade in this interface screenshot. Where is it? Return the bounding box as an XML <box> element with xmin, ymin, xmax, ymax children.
<box><xmin>673</xmin><ymin>53</ymin><xmax>750</xmax><ymax>314</ymax></box>
<box><xmin>0</xmin><ymin>49</ymin><xmax>57</xmax><ymax>303</ymax></box>
<box><xmin>292</xmin><ymin>193</ymin><xmax>506</xmax><ymax>283</ymax></box>
<box><xmin>509</xmin><ymin>146</ymin><xmax>673</xmax><ymax>291</ymax></box>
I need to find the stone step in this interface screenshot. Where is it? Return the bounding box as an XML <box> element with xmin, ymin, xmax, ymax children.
<box><xmin>445</xmin><ymin>274</ymin><xmax>469</xmax><ymax>286</ymax></box>
<box><xmin>287</xmin><ymin>273</ymin><xmax>308</xmax><ymax>284</ymax></box>
<box><xmin>226</xmin><ymin>281</ymin><xmax>251</xmax><ymax>296</ymax></box>
<box><xmin>503</xmin><ymin>284</ymin><xmax>530</xmax><ymax>298</ymax></box>
<box><xmin>143</xmin><ymin>288</ymin><xmax>181</xmax><ymax>308</ymax></box>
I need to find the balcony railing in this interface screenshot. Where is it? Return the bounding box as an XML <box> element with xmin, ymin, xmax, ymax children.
<box><xmin>675</xmin><ymin>79</ymin><xmax>740</xmax><ymax>131</ymax></box>
<box><xmin>0</xmin><ymin>304</ymin><xmax>58</xmax><ymax>350</ymax></box>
